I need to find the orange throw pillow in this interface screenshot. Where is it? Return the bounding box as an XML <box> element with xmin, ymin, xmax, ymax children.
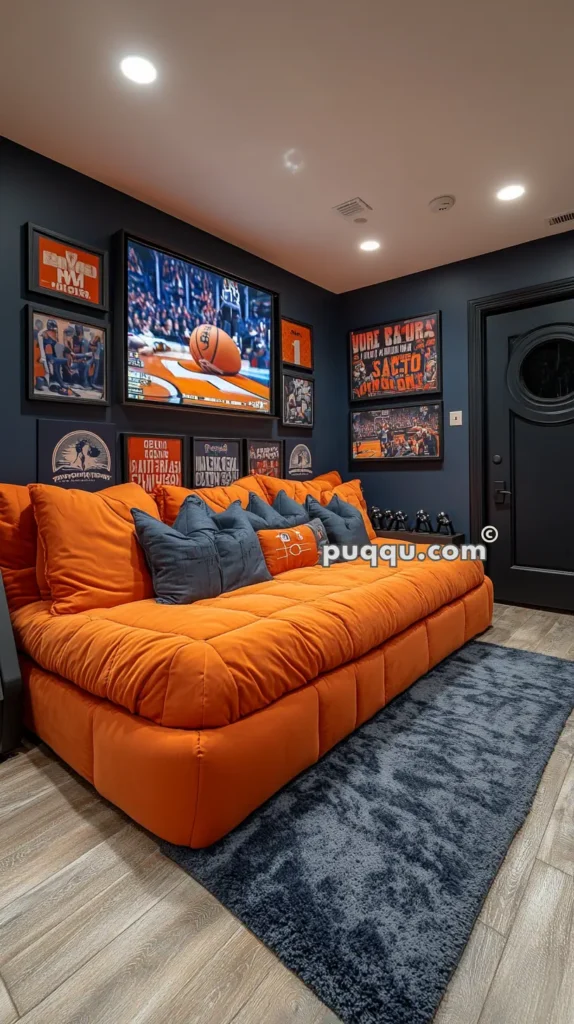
<box><xmin>0</xmin><ymin>483</ymin><xmax>41</xmax><ymax>612</ymax></box>
<box><xmin>258</xmin><ymin>524</ymin><xmax>319</xmax><ymax>576</ymax></box>
<box><xmin>29</xmin><ymin>483</ymin><xmax>160</xmax><ymax>615</ymax></box>
<box><xmin>323</xmin><ymin>479</ymin><xmax>376</xmax><ymax>542</ymax></box>
<box><xmin>154</xmin><ymin>478</ymin><xmax>269</xmax><ymax>526</ymax></box>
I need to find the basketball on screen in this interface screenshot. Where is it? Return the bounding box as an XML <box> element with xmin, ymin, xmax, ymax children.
<box><xmin>189</xmin><ymin>324</ymin><xmax>241</xmax><ymax>376</ymax></box>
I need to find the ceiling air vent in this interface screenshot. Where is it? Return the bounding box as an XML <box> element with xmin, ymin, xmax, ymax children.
<box><xmin>333</xmin><ymin>197</ymin><xmax>373</xmax><ymax>222</ymax></box>
<box><xmin>546</xmin><ymin>211</ymin><xmax>574</xmax><ymax>227</ymax></box>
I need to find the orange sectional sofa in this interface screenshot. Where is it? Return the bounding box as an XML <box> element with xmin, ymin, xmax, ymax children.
<box><xmin>0</xmin><ymin>473</ymin><xmax>492</xmax><ymax>847</ymax></box>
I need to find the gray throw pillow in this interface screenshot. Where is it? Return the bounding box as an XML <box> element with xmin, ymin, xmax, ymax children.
<box><xmin>132</xmin><ymin>509</ymin><xmax>222</xmax><ymax>605</ymax></box>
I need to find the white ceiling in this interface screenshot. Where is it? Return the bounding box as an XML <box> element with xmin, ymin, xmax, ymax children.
<box><xmin>2</xmin><ymin>0</ymin><xmax>574</xmax><ymax>293</ymax></box>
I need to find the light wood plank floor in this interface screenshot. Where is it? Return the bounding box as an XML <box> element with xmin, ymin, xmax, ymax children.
<box><xmin>0</xmin><ymin>604</ymin><xmax>572</xmax><ymax>1024</ymax></box>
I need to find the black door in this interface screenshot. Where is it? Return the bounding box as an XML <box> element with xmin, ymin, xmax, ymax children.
<box><xmin>485</xmin><ymin>298</ymin><xmax>574</xmax><ymax>611</ymax></box>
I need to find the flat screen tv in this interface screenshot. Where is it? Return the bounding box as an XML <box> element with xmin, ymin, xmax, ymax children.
<box><xmin>124</xmin><ymin>237</ymin><xmax>275</xmax><ymax>414</ymax></box>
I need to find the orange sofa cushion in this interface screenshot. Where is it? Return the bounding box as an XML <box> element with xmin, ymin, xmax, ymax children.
<box><xmin>258</xmin><ymin>524</ymin><xmax>319</xmax><ymax>575</ymax></box>
<box><xmin>28</xmin><ymin>482</ymin><xmax>159</xmax><ymax>615</ymax></box>
<box><xmin>0</xmin><ymin>483</ymin><xmax>40</xmax><ymax>612</ymax></box>
<box><xmin>13</xmin><ymin>551</ymin><xmax>485</xmax><ymax>729</ymax></box>
<box><xmin>323</xmin><ymin>479</ymin><xmax>376</xmax><ymax>542</ymax></box>
<box><xmin>154</xmin><ymin>475</ymin><xmax>269</xmax><ymax>527</ymax></box>
<box><xmin>311</xmin><ymin>470</ymin><xmax>342</xmax><ymax>488</ymax></box>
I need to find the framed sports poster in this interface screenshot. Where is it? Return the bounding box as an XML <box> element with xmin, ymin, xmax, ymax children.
<box><xmin>281</xmin><ymin>317</ymin><xmax>314</xmax><ymax>371</ymax></box>
<box><xmin>27</xmin><ymin>225</ymin><xmax>108</xmax><ymax>311</ymax></box>
<box><xmin>27</xmin><ymin>304</ymin><xmax>109</xmax><ymax>406</ymax></box>
<box><xmin>37</xmin><ymin>420</ymin><xmax>116</xmax><ymax>490</ymax></box>
<box><xmin>282</xmin><ymin>372</ymin><xmax>314</xmax><ymax>428</ymax></box>
<box><xmin>285</xmin><ymin>439</ymin><xmax>314</xmax><ymax>479</ymax></box>
<box><xmin>123</xmin><ymin>434</ymin><xmax>186</xmax><ymax>492</ymax></box>
<box><xmin>349</xmin><ymin>311</ymin><xmax>441</xmax><ymax>401</ymax></box>
<box><xmin>192</xmin><ymin>438</ymin><xmax>242</xmax><ymax>487</ymax></box>
<box><xmin>351</xmin><ymin>402</ymin><xmax>443</xmax><ymax>463</ymax></box>
<box><xmin>245</xmin><ymin>439</ymin><xmax>283</xmax><ymax>478</ymax></box>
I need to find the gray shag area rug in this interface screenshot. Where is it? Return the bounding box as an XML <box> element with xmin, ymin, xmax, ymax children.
<box><xmin>161</xmin><ymin>641</ymin><xmax>574</xmax><ymax>1024</ymax></box>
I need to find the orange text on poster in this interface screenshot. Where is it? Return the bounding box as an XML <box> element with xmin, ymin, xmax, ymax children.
<box><xmin>37</xmin><ymin>235</ymin><xmax>101</xmax><ymax>306</ymax></box>
<box><xmin>281</xmin><ymin>320</ymin><xmax>312</xmax><ymax>369</ymax></box>
<box><xmin>126</xmin><ymin>437</ymin><xmax>183</xmax><ymax>492</ymax></box>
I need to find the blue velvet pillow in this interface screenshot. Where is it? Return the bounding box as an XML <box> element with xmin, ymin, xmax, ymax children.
<box><xmin>272</xmin><ymin>490</ymin><xmax>309</xmax><ymax>527</ymax></box>
<box><xmin>305</xmin><ymin>495</ymin><xmax>370</xmax><ymax>549</ymax></box>
<box><xmin>132</xmin><ymin>509</ymin><xmax>221</xmax><ymax>605</ymax></box>
<box><xmin>245</xmin><ymin>492</ymin><xmax>287</xmax><ymax>531</ymax></box>
<box><xmin>173</xmin><ymin>495</ymin><xmax>272</xmax><ymax>593</ymax></box>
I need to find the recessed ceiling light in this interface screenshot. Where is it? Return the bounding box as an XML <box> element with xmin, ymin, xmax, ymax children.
<box><xmin>283</xmin><ymin>148</ymin><xmax>304</xmax><ymax>173</ymax></box>
<box><xmin>120</xmin><ymin>56</ymin><xmax>157</xmax><ymax>85</ymax></box>
<box><xmin>496</xmin><ymin>184</ymin><xmax>525</xmax><ymax>202</ymax></box>
<box><xmin>359</xmin><ymin>240</ymin><xmax>381</xmax><ymax>252</ymax></box>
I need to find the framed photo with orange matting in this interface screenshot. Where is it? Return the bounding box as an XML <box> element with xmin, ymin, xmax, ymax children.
<box><xmin>27</xmin><ymin>224</ymin><xmax>108</xmax><ymax>311</ymax></box>
<box><xmin>281</xmin><ymin>317</ymin><xmax>314</xmax><ymax>372</ymax></box>
<box><xmin>349</xmin><ymin>311</ymin><xmax>441</xmax><ymax>401</ymax></box>
<box><xmin>351</xmin><ymin>402</ymin><xmax>443</xmax><ymax>463</ymax></box>
<box><xmin>122</xmin><ymin>434</ymin><xmax>186</xmax><ymax>492</ymax></box>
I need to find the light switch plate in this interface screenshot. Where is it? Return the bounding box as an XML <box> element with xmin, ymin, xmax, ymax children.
<box><xmin>449</xmin><ymin>410</ymin><xmax>463</xmax><ymax>426</ymax></box>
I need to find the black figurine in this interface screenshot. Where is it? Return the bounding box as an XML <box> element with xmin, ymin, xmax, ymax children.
<box><xmin>391</xmin><ymin>510</ymin><xmax>410</xmax><ymax>531</ymax></box>
<box><xmin>436</xmin><ymin>511</ymin><xmax>455</xmax><ymax>536</ymax></box>
<box><xmin>414</xmin><ymin>509</ymin><xmax>433</xmax><ymax>533</ymax></box>
<box><xmin>382</xmin><ymin>509</ymin><xmax>394</xmax><ymax>530</ymax></box>
<box><xmin>369</xmin><ymin>506</ymin><xmax>383</xmax><ymax>530</ymax></box>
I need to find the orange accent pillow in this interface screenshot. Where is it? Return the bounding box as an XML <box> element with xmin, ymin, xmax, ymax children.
<box><xmin>258</xmin><ymin>524</ymin><xmax>319</xmax><ymax>576</ymax></box>
<box><xmin>323</xmin><ymin>479</ymin><xmax>376</xmax><ymax>542</ymax></box>
<box><xmin>256</xmin><ymin>475</ymin><xmax>327</xmax><ymax>506</ymax></box>
<box><xmin>0</xmin><ymin>483</ymin><xmax>41</xmax><ymax>612</ymax></box>
<box><xmin>29</xmin><ymin>483</ymin><xmax>160</xmax><ymax>615</ymax></box>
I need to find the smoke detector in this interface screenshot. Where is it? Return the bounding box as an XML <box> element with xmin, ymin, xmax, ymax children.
<box><xmin>333</xmin><ymin>197</ymin><xmax>373</xmax><ymax>221</ymax></box>
<box><xmin>429</xmin><ymin>194</ymin><xmax>456</xmax><ymax>213</ymax></box>
<box><xmin>546</xmin><ymin>210</ymin><xmax>574</xmax><ymax>227</ymax></box>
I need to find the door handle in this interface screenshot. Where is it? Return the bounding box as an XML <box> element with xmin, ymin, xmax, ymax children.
<box><xmin>494</xmin><ymin>480</ymin><xmax>512</xmax><ymax>505</ymax></box>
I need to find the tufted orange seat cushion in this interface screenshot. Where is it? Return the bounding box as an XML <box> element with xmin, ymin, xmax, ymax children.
<box><xmin>13</xmin><ymin>551</ymin><xmax>485</xmax><ymax>729</ymax></box>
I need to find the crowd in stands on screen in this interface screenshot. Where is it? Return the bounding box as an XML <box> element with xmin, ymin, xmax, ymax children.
<box><xmin>127</xmin><ymin>249</ymin><xmax>270</xmax><ymax>369</ymax></box>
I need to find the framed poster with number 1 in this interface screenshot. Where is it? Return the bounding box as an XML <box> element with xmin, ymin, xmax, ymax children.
<box><xmin>281</xmin><ymin>317</ymin><xmax>313</xmax><ymax>372</ymax></box>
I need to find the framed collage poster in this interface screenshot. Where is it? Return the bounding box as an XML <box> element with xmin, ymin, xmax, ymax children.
<box><xmin>192</xmin><ymin>438</ymin><xmax>242</xmax><ymax>487</ymax></box>
<box><xmin>282</xmin><ymin>372</ymin><xmax>314</xmax><ymax>428</ymax></box>
<box><xmin>37</xmin><ymin>420</ymin><xmax>116</xmax><ymax>490</ymax></box>
<box><xmin>351</xmin><ymin>402</ymin><xmax>443</xmax><ymax>463</ymax></box>
<box><xmin>27</xmin><ymin>224</ymin><xmax>108</xmax><ymax>311</ymax></box>
<box><xmin>281</xmin><ymin>317</ymin><xmax>314</xmax><ymax>372</ymax></box>
<box><xmin>349</xmin><ymin>311</ymin><xmax>441</xmax><ymax>402</ymax></box>
<box><xmin>27</xmin><ymin>304</ymin><xmax>108</xmax><ymax>406</ymax></box>
<box><xmin>245</xmin><ymin>439</ymin><xmax>283</xmax><ymax>477</ymax></box>
<box><xmin>123</xmin><ymin>434</ymin><xmax>186</xmax><ymax>492</ymax></box>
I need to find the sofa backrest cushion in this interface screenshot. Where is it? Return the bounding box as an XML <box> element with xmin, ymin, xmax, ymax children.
<box><xmin>0</xmin><ymin>483</ymin><xmax>41</xmax><ymax>613</ymax></box>
<box><xmin>258</xmin><ymin>523</ymin><xmax>321</xmax><ymax>575</ymax></box>
<box><xmin>29</xmin><ymin>482</ymin><xmax>160</xmax><ymax>615</ymax></box>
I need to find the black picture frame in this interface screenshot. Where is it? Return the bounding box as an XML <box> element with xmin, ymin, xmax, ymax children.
<box><xmin>27</xmin><ymin>303</ymin><xmax>110</xmax><ymax>406</ymax></box>
<box><xmin>348</xmin><ymin>310</ymin><xmax>442</xmax><ymax>403</ymax></box>
<box><xmin>119</xmin><ymin>231</ymin><xmax>279</xmax><ymax>417</ymax></box>
<box><xmin>122</xmin><ymin>433</ymin><xmax>188</xmax><ymax>491</ymax></box>
<box><xmin>350</xmin><ymin>401</ymin><xmax>444</xmax><ymax>463</ymax></box>
<box><xmin>36</xmin><ymin>419</ymin><xmax>117</xmax><ymax>490</ymax></box>
<box><xmin>245</xmin><ymin>439</ymin><xmax>284</xmax><ymax>478</ymax></box>
<box><xmin>281</xmin><ymin>316</ymin><xmax>314</xmax><ymax>372</ymax></box>
<box><xmin>192</xmin><ymin>437</ymin><xmax>243</xmax><ymax>487</ymax></box>
<box><xmin>281</xmin><ymin>371</ymin><xmax>314</xmax><ymax>428</ymax></box>
<box><xmin>27</xmin><ymin>224</ymin><xmax>109</xmax><ymax>311</ymax></box>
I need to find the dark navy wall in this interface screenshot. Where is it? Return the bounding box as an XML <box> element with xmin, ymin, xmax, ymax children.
<box><xmin>338</xmin><ymin>231</ymin><xmax>574</xmax><ymax>537</ymax></box>
<box><xmin>0</xmin><ymin>138</ymin><xmax>345</xmax><ymax>486</ymax></box>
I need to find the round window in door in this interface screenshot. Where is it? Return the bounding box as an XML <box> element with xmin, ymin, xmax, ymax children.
<box><xmin>507</xmin><ymin>323</ymin><xmax>574</xmax><ymax>423</ymax></box>
<box><xmin>520</xmin><ymin>337</ymin><xmax>574</xmax><ymax>400</ymax></box>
